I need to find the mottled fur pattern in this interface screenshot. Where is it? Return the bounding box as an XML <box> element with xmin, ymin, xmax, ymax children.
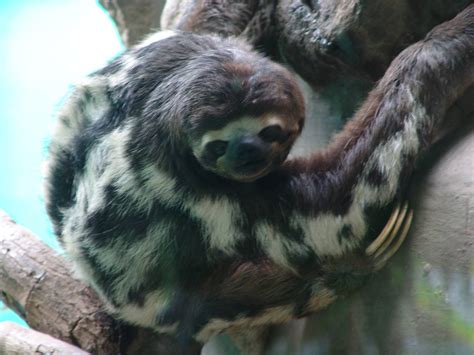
<box><xmin>45</xmin><ymin>6</ymin><xmax>474</xmax><ymax>352</ymax></box>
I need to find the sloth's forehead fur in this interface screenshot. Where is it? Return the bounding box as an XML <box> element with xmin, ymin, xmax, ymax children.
<box><xmin>173</xmin><ymin>45</ymin><xmax>305</xmax><ymax>136</ymax></box>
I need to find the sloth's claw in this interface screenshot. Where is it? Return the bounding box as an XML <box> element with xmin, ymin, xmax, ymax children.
<box><xmin>374</xmin><ymin>202</ymin><xmax>409</xmax><ymax>258</ymax></box>
<box><xmin>365</xmin><ymin>202</ymin><xmax>401</xmax><ymax>256</ymax></box>
<box><xmin>365</xmin><ymin>201</ymin><xmax>414</xmax><ymax>270</ymax></box>
<box><xmin>373</xmin><ymin>208</ymin><xmax>413</xmax><ymax>269</ymax></box>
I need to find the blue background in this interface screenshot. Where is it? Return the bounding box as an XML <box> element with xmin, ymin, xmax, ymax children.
<box><xmin>0</xmin><ymin>0</ymin><xmax>123</xmax><ymax>325</ymax></box>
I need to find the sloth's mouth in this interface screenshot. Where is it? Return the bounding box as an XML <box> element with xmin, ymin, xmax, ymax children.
<box><xmin>203</xmin><ymin>150</ymin><xmax>291</xmax><ymax>183</ymax></box>
<box><xmin>231</xmin><ymin>159</ymin><xmax>273</xmax><ymax>182</ymax></box>
<box><xmin>236</xmin><ymin>158</ymin><xmax>268</xmax><ymax>172</ymax></box>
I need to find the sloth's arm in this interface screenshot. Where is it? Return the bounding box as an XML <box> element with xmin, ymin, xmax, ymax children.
<box><xmin>266</xmin><ymin>6</ymin><xmax>473</xmax><ymax>254</ymax></box>
<box><xmin>182</xmin><ymin>6</ymin><xmax>474</xmax><ymax>345</ymax></box>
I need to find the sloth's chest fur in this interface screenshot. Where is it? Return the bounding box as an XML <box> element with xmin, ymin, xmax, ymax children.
<box><xmin>61</xmin><ymin>171</ymin><xmax>363</xmax><ymax>337</ymax></box>
<box><xmin>61</xmin><ymin>136</ymin><xmax>372</xmax><ymax>301</ymax></box>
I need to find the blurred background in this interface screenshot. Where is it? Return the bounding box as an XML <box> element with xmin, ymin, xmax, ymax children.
<box><xmin>0</xmin><ymin>0</ymin><xmax>123</xmax><ymax>325</ymax></box>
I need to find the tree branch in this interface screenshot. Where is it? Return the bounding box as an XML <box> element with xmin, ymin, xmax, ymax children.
<box><xmin>0</xmin><ymin>322</ymin><xmax>89</xmax><ymax>354</ymax></box>
<box><xmin>0</xmin><ymin>209</ymin><xmax>202</xmax><ymax>353</ymax></box>
<box><xmin>0</xmin><ymin>210</ymin><xmax>121</xmax><ymax>353</ymax></box>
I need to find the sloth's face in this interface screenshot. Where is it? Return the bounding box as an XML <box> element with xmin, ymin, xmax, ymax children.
<box><xmin>192</xmin><ymin>115</ymin><xmax>302</xmax><ymax>182</ymax></box>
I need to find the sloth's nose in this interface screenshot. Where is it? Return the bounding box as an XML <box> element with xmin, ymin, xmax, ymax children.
<box><xmin>232</xmin><ymin>135</ymin><xmax>270</xmax><ymax>165</ymax></box>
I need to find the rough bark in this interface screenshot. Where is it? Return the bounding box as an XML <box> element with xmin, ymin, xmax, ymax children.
<box><xmin>0</xmin><ymin>210</ymin><xmax>188</xmax><ymax>354</ymax></box>
<box><xmin>0</xmin><ymin>210</ymin><xmax>121</xmax><ymax>353</ymax></box>
<box><xmin>0</xmin><ymin>322</ymin><xmax>89</xmax><ymax>354</ymax></box>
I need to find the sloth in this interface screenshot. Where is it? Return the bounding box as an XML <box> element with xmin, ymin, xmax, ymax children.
<box><xmin>45</xmin><ymin>6</ymin><xmax>473</xmax><ymax>354</ymax></box>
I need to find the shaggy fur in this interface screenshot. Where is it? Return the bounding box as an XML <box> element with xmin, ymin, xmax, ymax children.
<box><xmin>45</xmin><ymin>6</ymin><xmax>473</xmax><ymax>353</ymax></box>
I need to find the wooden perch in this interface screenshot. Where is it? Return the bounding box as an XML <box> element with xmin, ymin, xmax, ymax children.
<box><xmin>0</xmin><ymin>321</ymin><xmax>89</xmax><ymax>354</ymax></box>
<box><xmin>0</xmin><ymin>210</ymin><xmax>121</xmax><ymax>353</ymax></box>
<box><xmin>0</xmin><ymin>209</ymin><xmax>199</xmax><ymax>354</ymax></box>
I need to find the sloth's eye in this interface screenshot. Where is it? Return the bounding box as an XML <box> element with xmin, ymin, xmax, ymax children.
<box><xmin>259</xmin><ymin>125</ymin><xmax>288</xmax><ymax>143</ymax></box>
<box><xmin>206</xmin><ymin>140</ymin><xmax>228</xmax><ymax>158</ymax></box>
